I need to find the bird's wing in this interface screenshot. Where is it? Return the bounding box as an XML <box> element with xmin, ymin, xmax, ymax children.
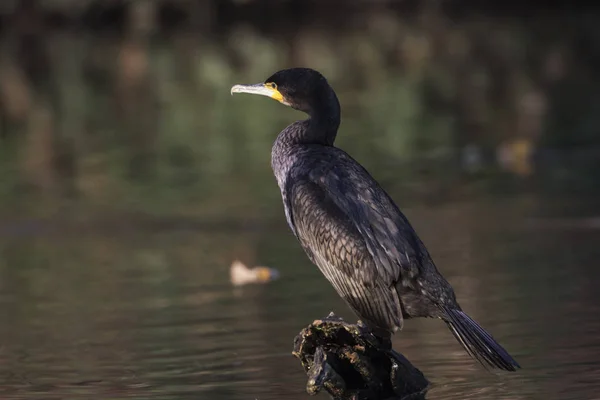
<box><xmin>311</xmin><ymin>153</ymin><xmax>425</xmax><ymax>286</ymax></box>
<box><xmin>284</xmin><ymin>164</ymin><xmax>405</xmax><ymax>332</ymax></box>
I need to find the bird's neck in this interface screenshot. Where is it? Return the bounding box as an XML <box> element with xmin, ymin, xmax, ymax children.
<box><xmin>271</xmin><ymin>90</ymin><xmax>341</xmax><ymax>189</ymax></box>
<box><xmin>308</xmin><ymin>89</ymin><xmax>341</xmax><ymax>145</ymax></box>
<box><xmin>277</xmin><ymin>93</ymin><xmax>341</xmax><ymax>148</ymax></box>
<box><xmin>308</xmin><ymin>108</ymin><xmax>340</xmax><ymax>146</ymax></box>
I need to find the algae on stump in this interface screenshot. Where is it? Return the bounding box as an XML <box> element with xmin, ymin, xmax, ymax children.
<box><xmin>293</xmin><ymin>312</ymin><xmax>429</xmax><ymax>400</ymax></box>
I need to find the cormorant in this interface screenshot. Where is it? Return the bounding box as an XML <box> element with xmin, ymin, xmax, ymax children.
<box><xmin>231</xmin><ymin>68</ymin><xmax>520</xmax><ymax>371</ymax></box>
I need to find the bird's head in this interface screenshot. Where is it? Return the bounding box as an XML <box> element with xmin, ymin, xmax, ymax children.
<box><xmin>231</xmin><ymin>68</ymin><xmax>336</xmax><ymax>116</ymax></box>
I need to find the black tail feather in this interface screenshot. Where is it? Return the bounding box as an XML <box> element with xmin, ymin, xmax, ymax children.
<box><xmin>443</xmin><ymin>308</ymin><xmax>521</xmax><ymax>372</ymax></box>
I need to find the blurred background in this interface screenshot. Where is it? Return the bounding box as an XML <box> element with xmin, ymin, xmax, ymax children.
<box><xmin>0</xmin><ymin>1</ymin><xmax>599</xmax><ymax>399</ymax></box>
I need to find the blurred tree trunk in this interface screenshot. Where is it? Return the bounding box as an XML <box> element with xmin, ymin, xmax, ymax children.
<box><xmin>0</xmin><ymin>58</ymin><xmax>32</xmax><ymax>137</ymax></box>
<box><xmin>22</xmin><ymin>103</ymin><xmax>57</xmax><ymax>194</ymax></box>
<box><xmin>187</xmin><ymin>0</ymin><xmax>213</xmax><ymax>33</ymax></box>
<box><xmin>170</xmin><ymin>0</ymin><xmax>216</xmax><ymax>90</ymax></box>
<box><xmin>8</xmin><ymin>0</ymin><xmax>76</xmax><ymax>198</ymax></box>
<box><xmin>116</xmin><ymin>0</ymin><xmax>159</xmax><ymax>182</ymax></box>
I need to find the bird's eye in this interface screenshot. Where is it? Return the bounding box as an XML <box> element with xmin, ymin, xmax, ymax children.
<box><xmin>267</xmin><ymin>82</ymin><xmax>277</xmax><ymax>90</ymax></box>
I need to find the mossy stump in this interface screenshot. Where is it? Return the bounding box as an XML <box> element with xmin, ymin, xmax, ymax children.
<box><xmin>292</xmin><ymin>312</ymin><xmax>429</xmax><ymax>400</ymax></box>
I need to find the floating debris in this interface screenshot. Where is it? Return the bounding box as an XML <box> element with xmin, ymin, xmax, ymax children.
<box><xmin>230</xmin><ymin>259</ymin><xmax>280</xmax><ymax>286</ymax></box>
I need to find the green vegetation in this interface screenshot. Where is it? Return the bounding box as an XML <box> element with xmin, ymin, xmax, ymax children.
<box><xmin>1</xmin><ymin>3</ymin><xmax>599</xmax><ymax>219</ymax></box>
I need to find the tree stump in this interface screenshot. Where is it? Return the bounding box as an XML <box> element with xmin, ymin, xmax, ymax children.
<box><xmin>292</xmin><ymin>312</ymin><xmax>429</xmax><ymax>400</ymax></box>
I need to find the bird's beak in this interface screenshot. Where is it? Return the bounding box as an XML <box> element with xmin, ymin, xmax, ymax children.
<box><xmin>230</xmin><ymin>83</ymin><xmax>287</xmax><ymax>105</ymax></box>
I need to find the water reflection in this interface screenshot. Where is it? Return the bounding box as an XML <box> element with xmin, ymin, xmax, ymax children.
<box><xmin>0</xmin><ymin>193</ymin><xmax>599</xmax><ymax>399</ymax></box>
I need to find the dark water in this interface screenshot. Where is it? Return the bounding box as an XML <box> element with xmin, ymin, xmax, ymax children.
<box><xmin>1</xmin><ymin>193</ymin><xmax>600</xmax><ymax>400</ymax></box>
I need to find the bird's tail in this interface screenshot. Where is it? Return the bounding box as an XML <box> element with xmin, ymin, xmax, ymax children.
<box><xmin>442</xmin><ymin>307</ymin><xmax>521</xmax><ymax>372</ymax></box>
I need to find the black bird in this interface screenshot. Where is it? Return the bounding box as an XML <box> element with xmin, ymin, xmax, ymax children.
<box><xmin>231</xmin><ymin>68</ymin><xmax>520</xmax><ymax>372</ymax></box>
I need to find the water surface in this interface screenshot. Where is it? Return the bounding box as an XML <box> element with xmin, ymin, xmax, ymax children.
<box><xmin>1</xmin><ymin>193</ymin><xmax>599</xmax><ymax>400</ymax></box>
